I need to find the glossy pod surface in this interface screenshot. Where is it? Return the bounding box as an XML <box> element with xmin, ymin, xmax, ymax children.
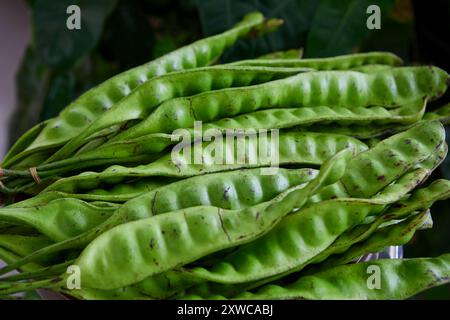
<box><xmin>114</xmin><ymin>66</ymin><xmax>448</xmax><ymax>140</ymax></box>
<box><xmin>4</xmin><ymin>12</ymin><xmax>274</xmax><ymax>166</ymax></box>
<box><xmin>44</xmin><ymin>131</ymin><xmax>367</xmax><ymax>194</ymax></box>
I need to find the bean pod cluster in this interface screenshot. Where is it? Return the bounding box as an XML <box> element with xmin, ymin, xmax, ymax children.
<box><xmin>0</xmin><ymin>12</ymin><xmax>449</xmax><ymax>300</ymax></box>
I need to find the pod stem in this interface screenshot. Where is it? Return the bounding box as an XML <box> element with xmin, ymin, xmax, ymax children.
<box><xmin>1</xmin><ymin>260</ymin><xmax>75</xmax><ymax>282</ymax></box>
<box><xmin>0</xmin><ymin>277</ymin><xmax>63</xmax><ymax>295</ymax></box>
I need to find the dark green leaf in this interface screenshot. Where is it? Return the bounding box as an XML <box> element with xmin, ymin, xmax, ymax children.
<box><xmin>32</xmin><ymin>0</ymin><xmax>118</xmax><ymax>68</ymax></box>
<box><xmin>195</xmin><ymin>0</ymin><xmax>320</xmax><ymax>62</ymax></box>
<box><xmin>8</xmin><ymin>46</ymin><xmax>50</xmax><ymax>147</ymax></box>
<box><xmin>100</xmin><ymin>0</ymin><xmax>154</xmax><ymax>70</ymax></box>
<box><xmin>305</xmin><ymin>0</ymin><xmax>395</xmax><ymax>57</ymax></box>
<box><xmin>39</xmin><ymin>71</ymin><xmax>76</xmax><ymax>120</ymax></box>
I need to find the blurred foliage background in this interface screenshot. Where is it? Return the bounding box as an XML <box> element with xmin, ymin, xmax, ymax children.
<box><xmin>8</xmin><ymin>0</ymin><xmax>450</xmax><ymax>299</ymax></box>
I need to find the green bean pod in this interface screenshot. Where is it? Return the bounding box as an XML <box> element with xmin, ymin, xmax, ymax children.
<box><xmin>200</xmin><ymin>99</ymin><xmax>424</xmax><ymax>132</ymax></box>
<box><xmin>0</xmin><ymin>120</ymin><xmax>51</xmax><ymax>167</ymax></box>
<box><xmin>113</xmin><ymin>66</ymin><xmax>447</xmax><ymax>140</ymax></box>
<box><xmin>229</xmin><ymin>52</ymin><xmax>403</xmax><ymax>69</ymax></box>
<box><xmin>4</xmin><ymin>12</ymin><xmax>279</xmax><ymax>167</ymax></box>
<box><xmin>341</xmin><ymin>120</ymin><xmax>445</xmax><ymax>198</ymax></box>
<box><xmin>41</xmin><ymin>131</ymin><xmax>366</xmax><ymax>194</ymax></box>
<box><xmin>0</xmin><ymin>235</ymin><xmax>55</xmax><ymax>266</ymax></box>
<box><xmin>315</xmin><ymin>210</ymin><xmax>432</xmax><ymax>271</ymax></box>
<box><xmin>183</xmin><ymin>254</ymin><xmax>450</xmax><ymax>300</ymax></box>
<box><xmin>71</xmin><ymin>150</ymin><xmax>351</xmax><ymax>289</ymax></box>
<box><xmin>307</xmin><ymin>104</ymin><xmax>450</xmax><ymax>140</ymax></box>
<box><xmin>0</xmin><ymin>247</ymin><xmax>42</xmax><ymax>274</ymax></box>
<box><xmin>0</xmin><ymin>167</ymin><xmax>321</xmax><ymax>276</ymax></box>
<box><xmin>0</xmin><ymin>199</ymin><xmax>116</xmax><ymax>242</ymax></box>
<box><xmin>256</xmin><ymin>48</ymin><xmax>303</xmax><ymax>60</ymax></box>
<box><xmin>182</xmin><ymin>207</ymin><xmax>426</xmax><ymax>299</ymax></box>
<box><xmin>45</xmin><ymin>66</ymin><xmax>309</xmax><ymax>164</ymax></box>
<box><xmin>4</xmin><ymin>100</ymin><xmax>417</xmax><ymax>181</ymax></box>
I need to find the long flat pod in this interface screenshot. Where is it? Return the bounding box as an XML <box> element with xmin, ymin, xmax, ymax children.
<box><xmin>341</xmin><ymin>120</ymin><xmax>445</xmax><ymax>198</ymax></box>
<box><xmin>308</xmin><ymin>105</ymin><xmax>450</xmax><ymax>139</ymax></box>
<box><xmin>112</xmin><ymin>66</ymin><xmax>448</xmax><ymax>140</ymax></box>
<box><xmin>0</xmin><ymin>198</ymin><xmax>117</xmax><ymax>242</ymax></box>
<box><xmin>315</xmin><ymin>210</ymin><xmax>433</xmax><ymax>271</ymax></box>
<box><xmin>5</xmin><ymin>102</ymin><xmax>420</xmax><ymax>180</ymax></box>
<box><xmin>0</xmin><ymin>119</ymin><xmax>51</xmax><ymax>167</ymax></box>
<box><xmin>44</xmin><ymin>66</ymin><xmax>309</xmax><ymax>164</ymax></box>
<box><xmin>4</xmin><ymin>12</ymin><xmax>277</xmax><ymax>166</ymax></box>
<box><xmin>0</xmin><ymin>165</ymin><xmax>326</xmax><ymax>276</ymax></box>
<box><xmin>183</xmin><ymin>205</ymin><xmax>429</xmax><ymax>299</ymax></box>
<box><xmin>176</xmin><ymin>154</ymin><xmax>449</xmax><ymax>285</ymax></box>
<box><xmin>113</xmin><ymin>168</ymin><xmax>439</xmax><ymax>299</ymax></box>
<box><xmin>230</xmin><ymin>52</ymin><xmax>403</xmax><ymax>69</ymax></box>
<box><xmin>256</xmin><ymin>48</ymin><xmax>303</xmax><ymax>60</ymax></box>
<box><xmin>71</xmin><ymin>150</ymin><xmax>352</xmax><ymax>289</ymax></box>
<box><xmin>0</xmin><ymin>168</ymin><xmax>316</xmax><ymax>242</ymax></box>
<box><xmin>42</xmin><ymin>131</ymin><xmax>366</xmax><ymax>194</ymax></box>
<box><xmin>182</xmin><ymin>254</ymin><xmax>450</xmax><ymax>300</ymax></box>
<box><xmin>199</xmin><ymin>99</ymin><xmax>425</xmax><ymax>131</ymax></box>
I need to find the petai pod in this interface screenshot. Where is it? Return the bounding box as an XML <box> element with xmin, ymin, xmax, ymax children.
<box><xmin>256</xmin><ymin>48</ymin><xmax>303</xmax><ymax>59</ymax></box>
<box><xmin>315</xmin><ymin>210</ymin><xmax>432</xmax><ymax>271</ymax></box>
<box><xmin>4</xmin><ymin>101</ymin><xmax>419</xmax><ymax>180</ymax></box>
<box><xmin>341</xmin><ymin>120</ymin><xmax>445</xmax><ymax>198</ymax></box>
<box><xmin>3</xmin><ymin>12</ymin><xmax>278</xmax><ymax>167</ymax></box>
<box><xmin>113</xmin><ymin>66</ymin><xmax>448</xmax><ymax>140</ymax></box>
<box><xmin>70</xmin><ymin>150</ymin><xmax>352</xmax><ymax>289</ymax></box>
<box><xmin>0</xmin><ymin>167</ymin><xmax>319</xmax><ymax>275</ymax></box>
<box><xmin>0</xmin><ymin>119</ymin><xmax>51</xmax><ymax>167</ymax></box>
<box><xmin>229</xmin><ymin>52</ymin><xmax>403</xmax><ymax>69</ymax></box>
<box><xmin>43</xmin><ymin>131</ymin><xmax>367</xmax><ymax>194</ymax></box>
<box><xmin>45</xmin><ymin>66</ymin><xmax>308</xmax><ymax>163</ymax></box>
<box><xmin>185</xmin><ymin>254</ymin><xmax>450</xmax><ymax>300</ymax></box>
<box><xmin>0</xmin><ymin>198</ymin><xmax>116</xmax><ymax>242</ymax></box>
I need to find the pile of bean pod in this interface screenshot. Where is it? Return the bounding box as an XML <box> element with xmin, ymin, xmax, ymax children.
<box><xmin>1</xmin><ymin>12</ymin><xmax>450</xmax><ymax>300</ymax></box>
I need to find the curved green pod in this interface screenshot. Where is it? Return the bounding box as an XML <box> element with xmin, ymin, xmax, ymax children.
<box><xmin>113</xmin><ymin>66</ymin><xmax>448</xmax><ymax>140</ymax></box>
<box><xmin>71</xmin><ymin>150</ymin><xmax>351</xmax><ymax>289</ymax></box>
<box><xmin>134</xmin><ymin>167</ymin><xmax>437</xmax><ymax>299</ymax></box>
<box><xmin>0</xmin><ymin>234</ymin><xmax>55</xmax><ymax>266</ymax></box>
<box><xmin>42</xmin><ymin>131</ymin><xmax>366</xmax><ymax>194</ymax></box>
<box><xmin>200</xmin><ymin>99</ymin><xmax>425</xmax><ymax>132</ymax></box>
<box><xmin>185</xmin><ymin>211</ymin><xmax>429</xmax><ymax>298</ymax></box>
<box><xmin>0</xmin><ymin>164</ymin><xmax>326</xmax><ymax>277</ymax></box>
<box><xmin>4</xmin><ymin>12</ymin><xmax>278</xmax><ymax>167</ymax></box>
<box><xmin>44</xmin><ymin>66</ymin><xmax>308</xmax><ymax>164</ymax></box>
<box><xmin>1</xmin><ymin>168</ymin><xmax>316</xmax><ymax>243</ymax></box>
<box><xmin>256</xmin><ymin>48</ymin><xmax>303</xmax><ymax>60</ymax></box>
<box><xmin>72</xmin><ymin>177</ymin><xmax>175</xmax><ymax>202</ymax></box>
<box><xmin>4</xmin><ymin>101</ymin><xmax>416</xmax><ymax>181</ymax></box>
<box><xmin>341</xmin><ymin>120</ymin><xmax>445</xmax><ymax>198</ymax></box>
<box><xmin>229</xmin><ymin>52</ymin><xmax>403</xmax><ymax>69</ymax></box>
<box><xmin>315</xmin><ymin>210</ymin><xmax>432</xmax><ymax>271</ymax></box>
<box><xmin>0</xmin><ymin>198</ymin><xmax>116</xmax><ymax>242</ymax></box>
<box><xmin>182</xmin><ymin>254</ymin><xmax>450</xmax><ymax>300</ymax></box>
<box><xmin>0</xmin><ymin>119</ymin><xmax>51</xmax><ymax>167</ymax></box>
<box><xmin>307</xmin><ymin>103</ymin><xmax>450</xmax><ymax>140</ymax></box>
<box><xmin>0</xmin><ymin>247</ymin><xmax>42</xmax><ymax>274</ymax></box>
